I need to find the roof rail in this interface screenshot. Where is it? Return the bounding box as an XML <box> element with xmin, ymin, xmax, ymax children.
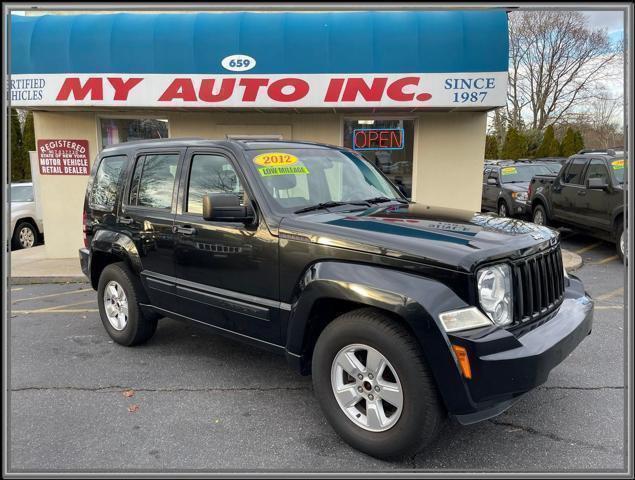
<box><xmin>577</xmin><ymin>148</ymin><xmax>616</xmax><ymax>156</ymax></box>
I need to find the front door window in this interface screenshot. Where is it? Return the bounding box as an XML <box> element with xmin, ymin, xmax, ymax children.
<box><xmin>343</xmin><ymin>119</ymin><xmax>414</xmax><ymax>198</ymax></box>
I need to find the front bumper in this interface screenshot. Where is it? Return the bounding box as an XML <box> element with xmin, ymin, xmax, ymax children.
<box><xmin>448</xmin><ymin>275</ymin><xmax>593</xmax><ymax>424</ymax></box>
<box><xmin>512</xmin><ymin>199</ymin><xmax>530</xmax><ymax>216</ymax></box>
<box><xmin>79</xmin><ymin>248</ymin><xmax>90</xmax><ymax>279</ymax></box>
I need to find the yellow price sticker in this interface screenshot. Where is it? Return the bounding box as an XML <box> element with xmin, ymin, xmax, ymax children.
<box><xmin>501</xmin><ymin>167</ymin><xmax>517</xmax><ymax>175</ymax></box>
<box><xmin>253</xmin><ymin>152</ymin><xmax>298</xmax><ymax>167</ymax></box>
<box><xmin>612</xmin><ymin>159</ymin><xmax>624</xmax><ymax>170</ymax></box>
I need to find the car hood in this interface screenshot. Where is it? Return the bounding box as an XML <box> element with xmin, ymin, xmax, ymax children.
<box><xmin>279</xmin><ymin>202</ymin><xmax>558</xmax><ymax>272</ymax></box>
<box><xmin>502</xmin><ymin>182</ymin><xmax>530</xmax><ymax>192</ymax></box>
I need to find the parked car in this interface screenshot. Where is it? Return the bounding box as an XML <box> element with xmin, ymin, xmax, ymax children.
<box><xmin>10</xmin><ymin>182</ymin><xmax>43</xmax><ymax>250</ymax></box>
<box><xmin>529</xmin><ymin>152</ymin><xmax>626</xmax><ymax>260</ymax></box>
<box><xmin>80</xmin><ymin>139</ymin><xmax>593</xmax><ymax>459</ymax></box>
<box><xmin>482</xmin><ymin>162</ymin><xmax>554</xmax><ymax>217</ymax></box>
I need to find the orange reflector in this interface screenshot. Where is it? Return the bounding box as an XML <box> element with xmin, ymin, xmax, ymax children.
<box><xmin>452</xmin><ymin>345</ymin><xmax>472</xmax><ymax>379</ymax></box>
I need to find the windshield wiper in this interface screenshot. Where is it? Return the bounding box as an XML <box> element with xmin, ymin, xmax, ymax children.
<box><xmin>294</xmin><ymin>201</ymin><xmax>370</xmax><ymax>214</ymax></box>
<box><xmin>363</xmin><ymin>196</ymin><xmax>409</xmax><ymax>204</ymax></box>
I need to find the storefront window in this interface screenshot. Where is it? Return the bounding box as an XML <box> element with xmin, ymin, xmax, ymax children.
<box><xmin>343</xmin><ymin>119</ymin><xmax>414</xmax><ymax>198</ymax></box>
<box><xmin>100</xmin><ymin>118</ymin><xmax>169</xmax><ymax>148</ymax></box>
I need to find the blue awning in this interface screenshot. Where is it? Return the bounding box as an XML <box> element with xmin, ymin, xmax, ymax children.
<box><xmin>11</xmin><ymin>11</ymin><xmax>508</xmax><ymax>75</ymax></box>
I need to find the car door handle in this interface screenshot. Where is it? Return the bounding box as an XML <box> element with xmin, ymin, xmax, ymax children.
<box><xmin>175</xmin><ymin>226</ymin><xmax>197</xmax><ymax>235</ymax></box>
<box><xmin>119</xmin><ymin>216</ymin><xmax>134</xmax><ymax>224</ymax></box>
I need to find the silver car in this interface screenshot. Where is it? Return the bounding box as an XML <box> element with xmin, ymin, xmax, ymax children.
<box><xmin>10</xmin><ymin>182</ymin><xmax>44</xmax><ymax>249</ymax></box>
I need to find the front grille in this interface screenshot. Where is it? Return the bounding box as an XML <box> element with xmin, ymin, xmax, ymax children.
<box><xmin>511</xmin><ymin>245</ymin><xmax>565</xmax><ymax>325</ymax></box>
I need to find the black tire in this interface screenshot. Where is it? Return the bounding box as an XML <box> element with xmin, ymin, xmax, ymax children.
<box><xmin>498</xmin><ymin>200</ymin><xmax>509</xmax><ymax>217</ymax></box>
<box><xmin>616</xmin><ymin>220</ymin><xmax>626</xmax><ymax>262</ymax></box>
<box><xmin>532</xmin><ymin>204</ymin><xmax>549</xmax><ymax>227</ymax></box>
<box><xmin>12</xmin><ymin>221</ymin><xmax>38</xmax><ymax>250</ymax></box>
<box><xmin>97</xmin><ymin>262</ymin><xmax>158</xmax><ymax>346</ymax></box>
<box><xmin>312</xmin><ymin>308</ymin><xmax>445</xmax><ymax>459</ymax></box>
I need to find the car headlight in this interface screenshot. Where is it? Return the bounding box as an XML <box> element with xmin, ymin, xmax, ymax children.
<box><xmin>512</xmin><ymin>191</ymin><xmax>528</xmax><ymax>202</ymax></box>
<box><xmin>477</xmin><ymin>264</ymin><xmax>513</xmax><ymax>327</ymax></box>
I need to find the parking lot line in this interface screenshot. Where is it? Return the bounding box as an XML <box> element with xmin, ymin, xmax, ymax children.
<box><xmin>575</xmin><ymin>241</ymin><xmax>604</xmax><ymax>255</ymax></box>
<box><xmin>595</xmin><ymin>287</ymin><xmax>624</xmax><ymax>302</ymax></box>
<box><xmin>589</xmin><ymin>255</ymin><xmax>620</xmax><ymax>266</ymax></box>
<box><xmin>11</xmin><ymin>287</ymin><xmax>24</xmax><ymax>292</ymax></box>
<box><xmin>12</xmin><ymin>287</ymin><xmax>93</xmax><ymax>304</ymax></box>
<box><xmin>594</xmin><ymin>305</ymin><xmax>624</xmax><ymax>310</ymax></box>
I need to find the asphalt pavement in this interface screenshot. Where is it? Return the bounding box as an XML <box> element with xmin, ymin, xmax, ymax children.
<box><xmin>7</xmin><ymin>231</ymin><xmax>628</xmax><ymax>473</ymax></box>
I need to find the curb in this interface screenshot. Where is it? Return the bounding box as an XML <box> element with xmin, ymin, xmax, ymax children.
<box><xmin>562</xmin><ymin>249</ymin><xmax>583</xmax><ymax>273</ymax></box>
<box><xmin>10</xmin><ymin>276</ymin><xmax>89</xmax><ymax>285</ymax></box>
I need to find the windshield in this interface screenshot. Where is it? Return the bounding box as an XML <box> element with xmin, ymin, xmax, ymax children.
<box><xmin>11</xmin><ymin>184</ymin><xmax>34</xmax><ymax>202</ymax></box>
<box><xmin>542</xmin><ymin>163</ymin><xmax>562</xmax><ymax>174</ymax></box>
<box><xmin>500</xmin><ymin>164</ymin><xmax>552</xmax><ymax>183</ymax></box>
<box><xmin>610</xmin><ymin>158</ymin><xmax>625</xmax><ymax>184</ymax></box>
<box><xmin>245</xmin><ymin>148</ymin><xmax>403</xmax><ymax>213</ymax></box>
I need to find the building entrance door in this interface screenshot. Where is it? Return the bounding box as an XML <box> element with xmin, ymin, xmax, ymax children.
<box><xmin>343</xmin><ymin>119</ymin><xmax>415</xmax><ymax>198</ymax></box>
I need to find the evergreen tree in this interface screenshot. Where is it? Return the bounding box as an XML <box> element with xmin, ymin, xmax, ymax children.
<box><xmin>560</xmin><ymin>127</ymin><xmax>577</xmax><ymax>156</ymax></box>
<box><xmin>10</xmin><ymin>109</ymin><xmax>27</xmax><ymax>181</ymax></box>
<box><xmin>484</xmin><ymin>135</ymin><xmax>499</xmax><ymax>159</ymax></box>
<box><xmin>573</xmin><ymin>130</ymin><xmax>585</xmax><ymax>153</ymax></box>
<box><xmin>500</xmin><ymin>127</ymin><xmax>528</xmax><ymax>160</ymax></box>
<box><xmin>21</xmin><ymin>111</ymin><xmax>35</xmax><ymax>179</ymax></box>
<box><xmin>536</xmin><ymin>125</ymin><xmax>560</xmax><ymax>157</ymax></box>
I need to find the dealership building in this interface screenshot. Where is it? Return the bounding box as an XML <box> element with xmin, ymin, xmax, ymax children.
<box><xmin>10</xmin><ymin>10</ymin><xmax>509</xmax><ymax>258</ymax></box>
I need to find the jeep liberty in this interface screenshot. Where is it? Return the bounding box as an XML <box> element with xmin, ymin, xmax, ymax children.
<box><xmin>80</xmin><ymin>139</ymin><xmax>594</xmax><ymax>459</ymax></box>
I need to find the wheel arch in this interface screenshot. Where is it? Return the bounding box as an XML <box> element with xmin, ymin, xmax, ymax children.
<box><xmin>284</xmin><ymin>261</ymin><xmax>472</xmax><ymax>413</ymax></box>
<box><xmin>88</xmin><ymin>229</ymin><xmax>143</xmax><ymax>289</ymax></box>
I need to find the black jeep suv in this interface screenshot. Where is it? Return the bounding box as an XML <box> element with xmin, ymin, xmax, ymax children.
<box><xmin>80</xmin><ymin>138</ymin><xmax>593</xmax><ymax>459</ymax></box>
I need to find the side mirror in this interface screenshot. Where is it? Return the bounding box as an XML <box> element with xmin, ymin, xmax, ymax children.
<box><xmin>487</xmin><ymin>178</ymin><xmax>498</xmax><ymax>185</ymax></box>
<box><xmin>586</xmin><ymin>177</ymin><xmax>609</xmax><ymax>190</ymax></box>
<box><xmin>203</xmin><ymin>193</ymin><xmax>254</xmax><ymax>223</ymax></box>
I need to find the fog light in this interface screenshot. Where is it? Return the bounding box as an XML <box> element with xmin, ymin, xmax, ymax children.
<box><xmin>451</xmin><ymin>345</ymin><xmax>472</xmax><ymax>380</ymax></box>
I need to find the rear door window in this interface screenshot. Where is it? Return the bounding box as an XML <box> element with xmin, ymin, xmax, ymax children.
<box><xmin>90</xmin><ymin>155</ymin><xmax>127</xmax><ymax>210</ymax></box>
<box><xmin>562</xmin><ymin>158</ymin><xmax>588</xmax><ymax>185</ymax></box>
<box><xmin>129</xmin><ymin>153</ymin><xmax>179</xmax><ymax>209</ymax></box>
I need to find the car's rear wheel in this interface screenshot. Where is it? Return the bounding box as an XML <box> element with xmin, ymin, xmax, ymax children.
<box><xmin>12</xmin><ymin>221</ymin><xmax>37</xmax><ymax>250</ymax></box>
<box><xmin>312</xmin><ymin>308</ymin><xmax>445</xmax><ymax>459</ymax></box>
<box><xmin>97</xmin><ymin>262</ymin><xmax>158</xmax><ymax>346</ymax></box>
<box><xmin>532</xmin><ymin>204</ymin><xmax>548</xmax><ymax>226</ymax></box>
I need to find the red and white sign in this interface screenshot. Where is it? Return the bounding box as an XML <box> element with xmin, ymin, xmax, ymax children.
<box><xmin>37</xmin><ymin>139</ymin><xmax>90</xmax><ymax>175</ymax></box>
<box><xmin>10</xmin><ymin>72</ymin><xmax>507</xmax><ymax>108</ymax></box>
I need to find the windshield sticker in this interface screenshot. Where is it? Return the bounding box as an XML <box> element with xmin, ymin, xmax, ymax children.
<box><xmin>258</xmin><ymin>165</ymin><xmax>310</xmax><ymax>177</ymax></box>
<box><xmin>612</xmin><ymin>159</ymin><xmax>624</xmax><ymax>170</ymax></box>
<box><xmin>253</xmin><ymin>152</ymin><xmax>298</xmax><ymax>167</ymax></box>
<box><xmin>501</xmin><ymin>167</ymin><xmax>517</xmax><ymax>175</ymax></box>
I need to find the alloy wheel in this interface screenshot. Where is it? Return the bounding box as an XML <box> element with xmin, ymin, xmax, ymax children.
<box><xmin>103</xmin><ymin>280</ymin><xmax>129</xmax><ymax>331</ymax></box>
<box><xmin>19</xmin><ymin>226</ymin><xmax>35</xmax><ymax>248</ymax></box>
<box><xmin>330</xmin><ymin>343</ymin><xmax>404</xmax><ymax>432</ymax></box>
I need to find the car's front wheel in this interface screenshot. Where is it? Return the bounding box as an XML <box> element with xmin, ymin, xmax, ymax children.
<box><xmin>312</xmin><ymin>308</ymin><xmax>445</xmax><ymax>459</ymax></box>
<box><xmin>498</xmin><ymin>201</ymin><xmax>509</xmax><ymax>217</ymax></box>
<box><xmin>97</xmin><ymin>262</ymin><xmax>158</xmax><ymax>346</ymax></box>
<box><xmin>616</xmin><ymin>221</ymin><xmax>627</xmax><ymax>262</ymax></box>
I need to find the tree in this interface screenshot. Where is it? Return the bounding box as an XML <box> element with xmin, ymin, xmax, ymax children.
<box><xmin>21</xmin><ymin>111</ymin><xmax>35</xmax><ymax>179</ymax></box>
<box><xmin>10</xmin><ymin>108</ymin><xmax>27</xmax><ymax>181</ymax></box>
<box><xmin>484</xmin><ymin>135</ymin><xmax>499</xmax><ymax>159</ymax></box>
<box><xmin>536</xmin><ymin>125</ymin><xmax>561</xmax><ymax>157</ymax></box>
<box><xmin>507</xmin><ymin>11</ymin><xmax>620</xmax><ymax>130</ymax></box>
<box><xmin>500</xmin><ymin>127</ymin><xmax>528</xmax><ymax>160</ymax></box>
<box><xmin>573</xmin><ymin>130</ymin><xmax>585</xmax><ymax>152</ymax></box>
<box><xmin>560</xmin><ymin>127</ymin><xmax>577</xmax><ymax>156</ymax></box>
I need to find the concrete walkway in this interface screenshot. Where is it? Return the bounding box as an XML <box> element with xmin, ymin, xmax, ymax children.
<box><xmin>10</xmin><ymin>245</ymin><xmax>584</xmax><ymax>284</ymax></box>
<box><xmin>10</xmin><ymin>246</ymin><xmax>85</xmax><ymax>284</ymax></box>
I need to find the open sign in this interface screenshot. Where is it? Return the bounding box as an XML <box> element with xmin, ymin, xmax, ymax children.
<box><xmin>353</xmin><ymin>128</ymin><xmax>404</xmax><ymax>151</ymax></box>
